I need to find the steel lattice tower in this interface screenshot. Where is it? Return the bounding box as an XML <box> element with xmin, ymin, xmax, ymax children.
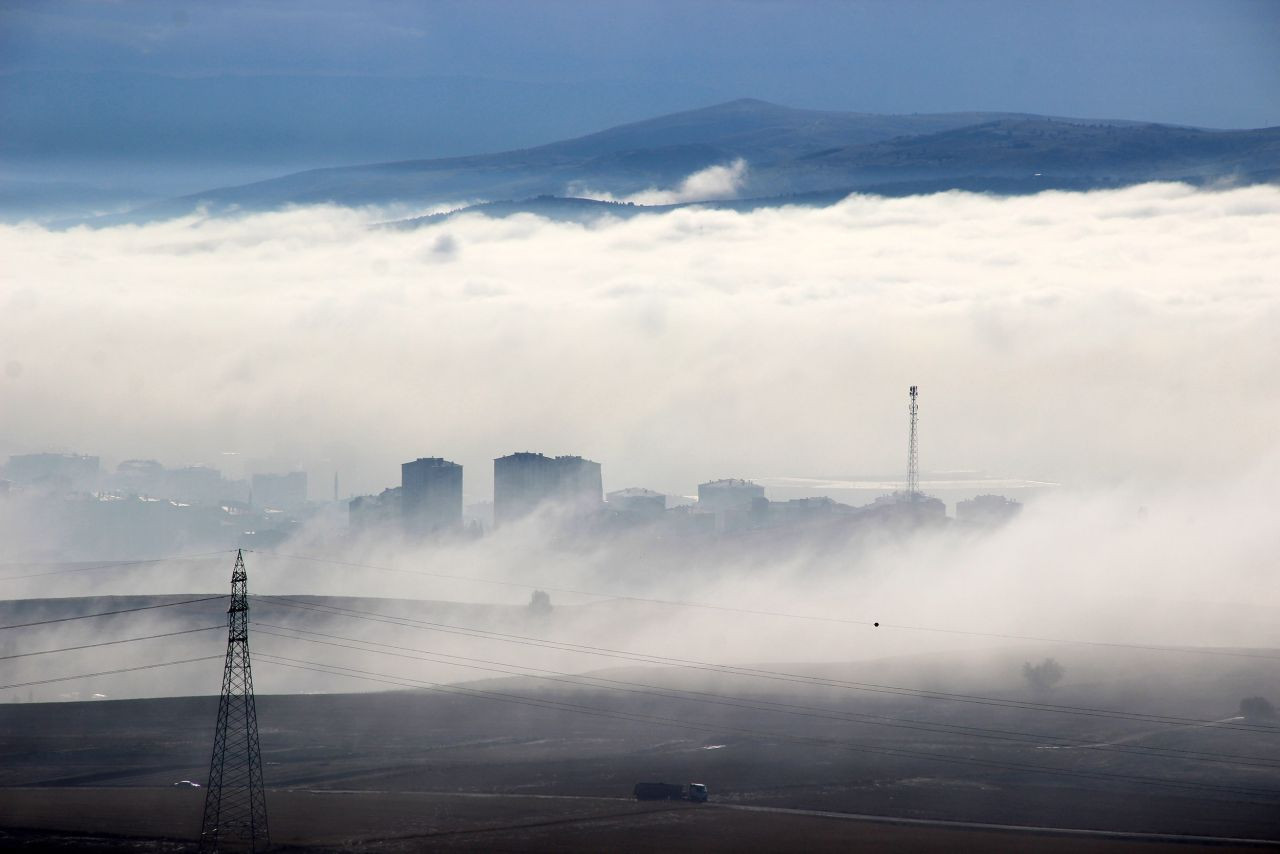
<box><xmin>199</xmin><ymin>549</ymin><xmax>269</xmax><ymax>852</ymax></box>
<box><xmin>907</xmin><ymin>385</ymin><xmax>920</xmax><ymax>500</ymax></box>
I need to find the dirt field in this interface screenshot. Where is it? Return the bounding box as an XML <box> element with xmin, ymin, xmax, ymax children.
<box><xmin>3</xmin><ymin>600</ymin><xmax>1279</xmax><ymax>851</ymax></box>
<box><xmin>1</xmin><ymin>788</ymin><xmax>1277</xmax><ymax>852</ymax></box>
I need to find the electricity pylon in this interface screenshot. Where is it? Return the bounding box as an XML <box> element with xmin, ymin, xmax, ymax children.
<box><xmin>199</xmin><ymin>549</ymin><xmax>269</xmax><ymax>852</ymax></box>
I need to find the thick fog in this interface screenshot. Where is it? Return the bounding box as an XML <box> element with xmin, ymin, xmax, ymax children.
<box><xmin>4</xmin><ymin>182</ymin><xmax>1278</xmax><ymax>497</ymax></box>
<box><xmin>2</xmin><ymin>183</ymin><xmax>1279</xmax><ymax>701</ymax></box>
<box><xmin>4</xmin><ymin>467</ymin><xmax>1279</xmax><ymax>702</ymax></box>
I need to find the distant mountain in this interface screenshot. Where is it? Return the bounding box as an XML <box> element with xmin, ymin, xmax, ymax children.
<box><xmin>104</xmin><ymin>100</ymin><xmax>1280</xmax><ymax>224</ymax></box>
<box><xmin>382</xmin><ymin>175</ymin><xmax>1144</xmax><ymax>230</ymax></box>
<box><xmin>766</xmin><ymin>119</ymin><xmax>1280</xmax><ymax>188</ymax></box>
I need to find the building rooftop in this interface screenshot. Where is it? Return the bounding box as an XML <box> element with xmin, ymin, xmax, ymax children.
<box><xmin>608</xmin><ymin>487</ymin><xmax>664</xmax><ymax>499</ymax></box>
<box><xmin>495</xmin><ymin>452</ymin><xmax>599</xmax><ymax>465</ymax></box>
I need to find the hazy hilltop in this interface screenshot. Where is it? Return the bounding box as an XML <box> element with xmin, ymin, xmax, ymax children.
<box><xmin>521</xmin><ymin>98</ymin><xmax>1042</xmax><ymax>161</ymax></box>
<box><xmin>91</xmin><ymin>99</ymin><xmax>1278</xmax><ymax>226</ymax></box>
<box><xmin>800</xmin><ymin>118</ymin><xmax>1280</xmax><ymax>176</ymax></box>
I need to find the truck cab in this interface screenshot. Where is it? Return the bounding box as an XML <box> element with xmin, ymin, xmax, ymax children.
<box><xmin>687</xmin><ymin>783</ymin><xmax>709</xmax><ymax>802</ymax></box>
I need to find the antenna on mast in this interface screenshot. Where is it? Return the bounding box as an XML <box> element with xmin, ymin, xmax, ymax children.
<box><xmin>907</xmin><ymin>385</ymin><xmax>920</xmax><ymax>500</ymax></box>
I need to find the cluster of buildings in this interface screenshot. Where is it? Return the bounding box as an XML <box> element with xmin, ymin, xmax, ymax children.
<box><xmin>0</xmin><ymin>452</ymin><xmax>313</xmax><ymax>558</ymax></box>
<box><xmin>1</xmin><ymin>446</ymin><xmax>1024</xmax><ymax>560</ymax></box>
<box><xmin>1</xmin><ymin>452</ymin><xmax>309</xmax><ymax>510</ymax></box>
<box><xmin>347</xmin><ymin>452</ymin><xmax>1022</xmax><ymax>541</ymax></box>
<box><xmin>350</xmin><ymin>453</ymin><xmax>603</xmax><ymax>536</ymax></box>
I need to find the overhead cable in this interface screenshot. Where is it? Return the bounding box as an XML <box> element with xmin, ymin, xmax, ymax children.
<box><xmin>0</xmin><ymin>596</ymin><xmax>225</xmax><ymax>631</ymax></box>
<box><xmin>254</xmin><ymin>652</ymin><xmax>1280</xmax><ymax>803</ymax></box>
<box><xmin>255</xmin><ymin>594</ymin><xmax>1280</xmax><ymax>735</ymax></box>
<box><xmin>251</xmin><ymin>551</ymin><xmax>1280</xmax><ymax>662</ymax></box>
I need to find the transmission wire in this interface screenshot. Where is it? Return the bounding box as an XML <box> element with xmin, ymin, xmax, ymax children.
<box><xmin>250</xmin><ymin>550</ymin><xmax>1280</xmax><ymax>662</ymax></box>
<box><xmin>252</xmin><ymin>622</ymin><xmax>1280</xmax><ymax>770</ymax></box>
<box><xmin>0</xmin><ymin>655</ymin><xmax>222</xmax><ymax>691</ymax></box>
<box><xmin>254</xmin><ymin>594</ymin><xmax>1280</xmax><ymax>734</ymax></box>
<box><xmin>0</xmin><ymin>625</ymin><xmax>223</xmax><ymax>661</ymax></box>
<box><xmin>0</xmin><ymin>595</ymin><xmax>225</xmax><ymax>631</ymax></box>
<box><xmin>254</xmin><ymin>652</ymin><xmax>1280</xmax><ymax>803</ymax></box>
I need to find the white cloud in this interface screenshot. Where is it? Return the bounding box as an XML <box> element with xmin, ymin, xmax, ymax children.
<box><xmin>573</xmin><ymin>158</ymin><xmax>749</xmax><ymax>205</ymax></box>
<box><xmin>1</xmin><ymin>183</ymin><xmax>1278</xmax><ymax>503</ymax></box>
<box><xmin>6</xmin><ymin>183</ymin><xmax>1280</xmax><ymax>709</ymax></box>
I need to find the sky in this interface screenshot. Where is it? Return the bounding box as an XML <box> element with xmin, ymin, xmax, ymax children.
<box><xmin>2</xmin><ymin>0</ymin><xmax>1278</xmax><ymax>194</ymax></box>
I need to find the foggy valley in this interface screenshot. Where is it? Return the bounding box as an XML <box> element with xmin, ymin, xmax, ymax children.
<box><xmin>2</xmin><ymin>1</ymin><xmax>1279</xmax><ymax>851</ymax></box>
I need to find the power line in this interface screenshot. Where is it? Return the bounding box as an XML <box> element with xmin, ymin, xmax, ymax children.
<box><xmin>250</xmin><ymin>551</ymin><xmax>1280</xmax><ymax>662</ymax></box>
<box><xmin>0</xmin><ymin>655</ymin><xmax>222</xmax><ymax>692</ymax></box>
<box><xmin>255</xmin><ymin>595</ymin><xmax>1280</xmax><ymax>735</ymax></box>
<box><xmin>8</xmin><ymin>546</ymin><xmax>1268</xmax><ymax>664</ymax></box>
<box><xmin>0</xmin><ymin>551</ymin><xmax>231</xmax><ymax>582</ymax></box>
<box><xmin>0</xmin><ymin>596</ymin><xmax>225</xmax><ymax>631</ymax></box>
<box><xmin>0</xmin><ymin>625</ymin><xmax>223</xmax><ymax>661</ymax></box>
<box><xmin>253</xmin><ymin>652</ymin><xmax>1280</xmax><ymax>803</ymax></box>
<box><xmin>252</xmin><ymin>622</ymin><xmax>1280</xmax><ymax>770</ymax></box>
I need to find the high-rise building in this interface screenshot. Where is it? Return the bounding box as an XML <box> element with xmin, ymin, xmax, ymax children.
<box><xmin>697</xmin><ymin>478</ymin><xmax>765</xmax><ymax>513</ymax></box>
<box><xmin>493</xmin><ymin>452</ymin><xmax>602</xmax><ymax>527</ymax></box>
<box><xmin>606</xmin><ymin>487</ymin><xmax>666</xmax><ymax>517</ymax></box>
<box><xmin>956</xmin><ymin>494</ymin><xmax>1021</xmax><ymax>526</ymax></box>
<box><xmin>251</xmin><ymin>471</ymin><xmax>308</xmax><ymax>510</ymax></box>
<box><xmin>349</xmin><ymin>487</ymin><xmax>402</xmax><ymax>533</ymax></box>
<box><xmin>164</xmin><ymin>465</ymin><xmax>240</xmax><ymax>506</ymax></box>
<box><xmin>4</xmin><ymin>453</ymin><xmax>99</xmax><ymax>491</ymax></box>
<box><xmin>401</xmin><ymin>457</ymin><xmax>463</xmax><ymax>535</ymax></box>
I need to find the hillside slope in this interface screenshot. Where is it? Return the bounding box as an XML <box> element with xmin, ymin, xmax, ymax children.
<box><xmin>109</xmin><ymin>100</ymin><xmax>1279</xmax><ymax>223</ymax></box>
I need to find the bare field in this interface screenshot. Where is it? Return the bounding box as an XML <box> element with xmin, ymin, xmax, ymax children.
<box><xmin>3</xmin><ymin>614</ymin><xmax>1280</xmax><ymax>852</ymax></box>
<box><xmin>1</xmin><ymin>680</ymin><xmax>1279</xmax><ymax>851</ymax></box>
<box><xmin>0</xmin><ymin>788</ymin><xmax>1275</xmax><ymax>853</ymax></box>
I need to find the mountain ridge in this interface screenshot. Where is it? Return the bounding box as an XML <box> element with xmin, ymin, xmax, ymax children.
<box><xmin>95</xmin><ymin>99</ymin><xmax>1280</xmax><ymax>225</ymax></box>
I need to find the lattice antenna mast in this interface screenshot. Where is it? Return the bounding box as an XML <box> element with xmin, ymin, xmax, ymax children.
<box><xmin>907</xmin><ymin>385</ymin><xmax>920</xmax><ymax>500</ymax></box>
<box><xmin>200</xmin><ymin>549</ymin><xmax>269</xmax><ymax>852</ymax></box>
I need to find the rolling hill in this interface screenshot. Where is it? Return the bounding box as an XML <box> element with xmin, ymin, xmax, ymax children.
<box><xmin>107</xmin><ymin>99</ymin><xmax>1280</xmax><ymax>224</ymax></box>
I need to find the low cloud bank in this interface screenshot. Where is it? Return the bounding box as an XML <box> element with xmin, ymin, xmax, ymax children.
<box><xmin>3</xmin><ymin>183</ymin><xmax>1278</xmax><ymax>502</ymax></box>
<box><xmin>3</xmin><ymin>183</ymin><xmax>1279</xmax><ymax>712</ymax></box>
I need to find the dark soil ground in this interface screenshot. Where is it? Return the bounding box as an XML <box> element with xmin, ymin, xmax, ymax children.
<box><xmin>0</xmin><ymin>788</ymin><xmax>1277</xmax><ymax>852</ymax></box>
<box><xmin>1</xmin><ymin>685</ymin><xmax>1278</xmax><ymax>851</ymax></box>
<box><xmin>2</xmin><ymin>595</ymin><xmax>1279</xmax><ymax>850</ymax></box>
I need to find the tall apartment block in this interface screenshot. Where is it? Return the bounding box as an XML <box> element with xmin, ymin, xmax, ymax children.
<box><xmin>401</xmin><ymin>457</ymin><xmax>463</xmax><ymax>536</ymax></box>
<box><xmin>493</xmin><ymin>452</ymin><xmax>602</xmax><ymax>527</ymax></box>
<box><xmin>251</xmin><ymin>471</ymin><xmax>308</xmax><ymax>510</ymax></box>
<box><xmin>697</xmin><ymin>478</ymin><xmax>765</xmax><ymax>512</ymax></box>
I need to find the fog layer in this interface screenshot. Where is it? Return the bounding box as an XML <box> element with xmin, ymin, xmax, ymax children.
<box><xmin>2</xmin><ymin>184</ymin><xmax>1278</xmax><ymax>499</ymax></box>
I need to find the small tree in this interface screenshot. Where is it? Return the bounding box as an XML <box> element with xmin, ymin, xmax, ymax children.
<box><xmin>1023</xmin><ymin>657</ymin><xmax>1065</xmax><ymax>693</ymax></box>
<box><xmin>528</xmin><ymin>590</ymin><xmax>552</xmax><ymax>617</ymax></box>
<box><xmin>1239</xmin><ymin>696</ymin><xmax>1276</xmax><ymax>722</ymax></box>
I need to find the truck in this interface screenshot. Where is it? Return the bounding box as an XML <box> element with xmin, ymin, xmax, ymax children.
<box><xmin>632</xmin><ymin>782</ymin><xmax>708</xmax><ymax>802</ymax></box>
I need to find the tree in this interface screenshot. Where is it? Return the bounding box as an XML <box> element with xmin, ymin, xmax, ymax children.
<box><xmin>528</xmin><ymin>590</ymin><xmax>552</xmax><ymax>617</ymax></box>
<box><xmin>1239</xmin><ymin>696</ymin><xmax>1276</xmax><ymax>722</ymax></box>
<box><xmin>1022</xmin><ymin>658</ymin><xmax>1065</xmax><ymax>693</ymax></box>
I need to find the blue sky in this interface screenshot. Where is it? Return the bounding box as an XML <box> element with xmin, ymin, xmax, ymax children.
<box><xmin>2</xmin><ymin>0</ymin><xmax>1277</xmax><ymax>187</ymax></box>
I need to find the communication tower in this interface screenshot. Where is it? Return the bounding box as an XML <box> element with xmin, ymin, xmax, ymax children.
<box><xmin>199</xmin><ymin>549</ymin><xmax>269</xmax><ymax>852</ymax></box>
<box><xmin>907</xmin><ymin>385</ymin><xmax>920</xmax><ymax>500</ymax></box>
